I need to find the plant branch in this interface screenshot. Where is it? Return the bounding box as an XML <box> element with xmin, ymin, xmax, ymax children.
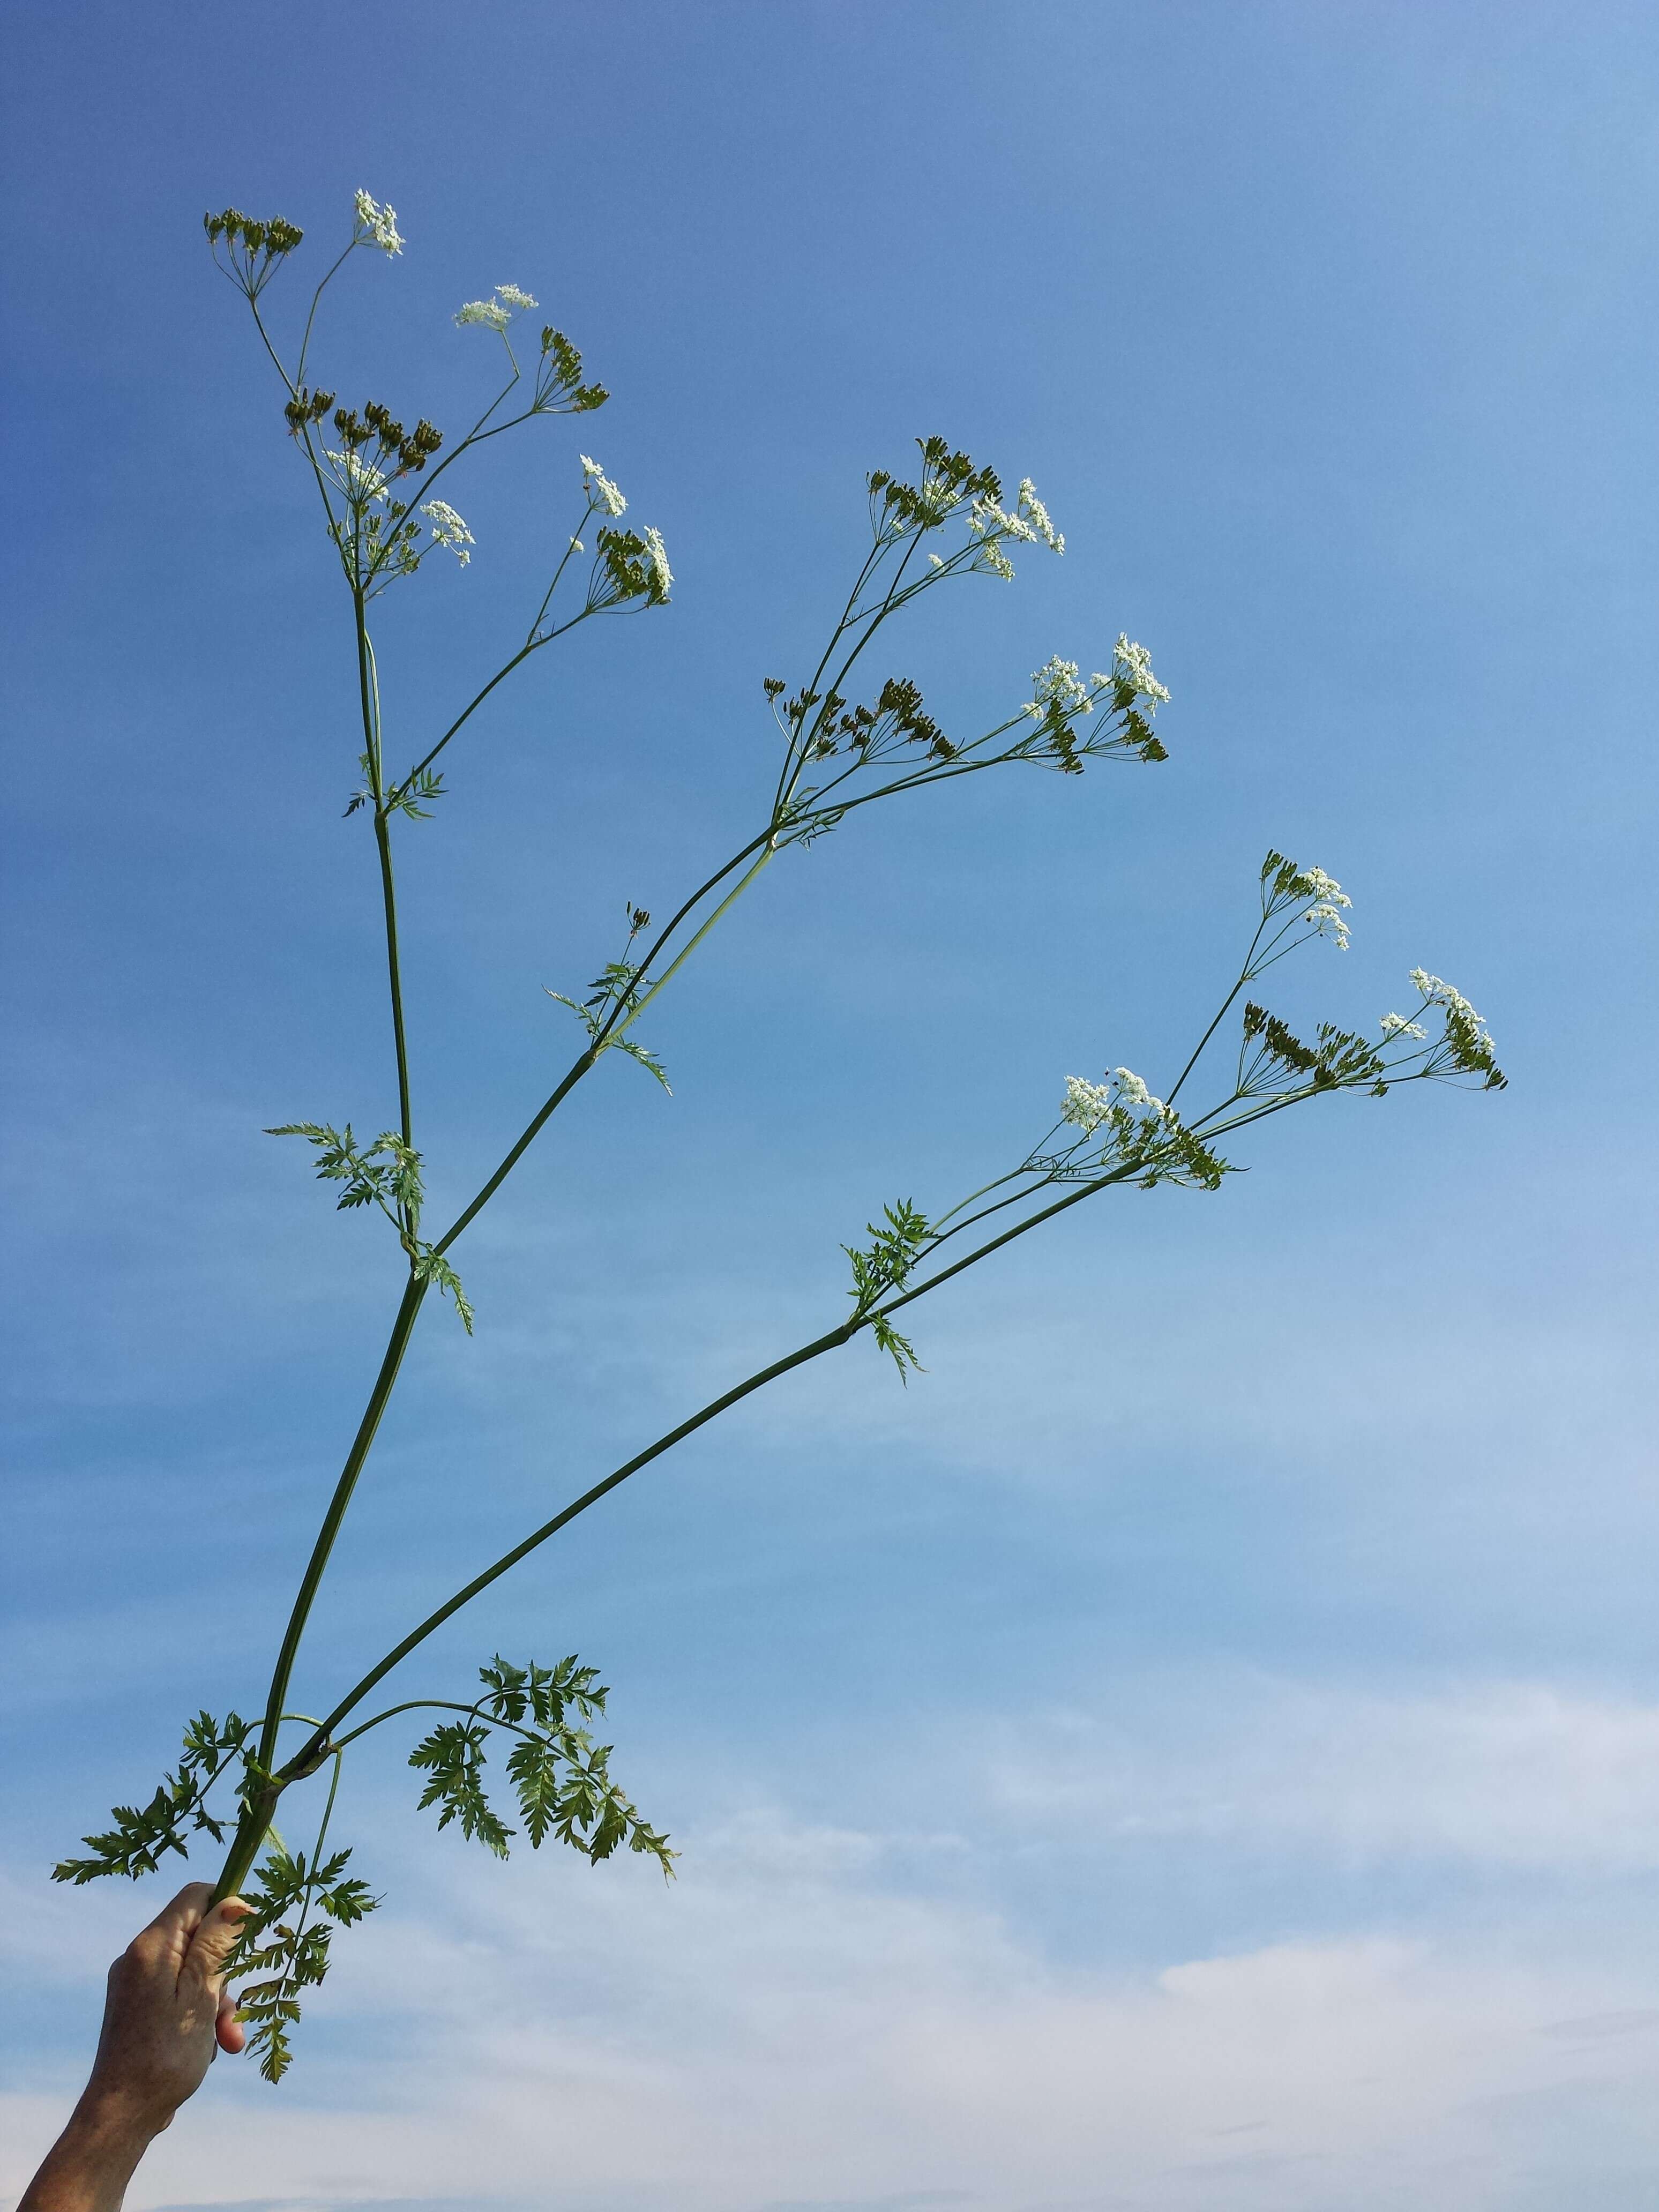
<box><xmin>288</xmin><ymin>1316</ymin><xmax>862</xmax><ymax>1764</ymax></box>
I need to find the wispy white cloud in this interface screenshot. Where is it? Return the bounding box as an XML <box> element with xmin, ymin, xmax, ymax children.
<box><xmin>980</xmin><ymin>1675</ymin><xmax>1659</xmax><ymax>1870</ymax></box>
<box><xmin>10</xmin><ymin>1676</ymin><xmax>1659</xmax><ymax>2212</ymax></box>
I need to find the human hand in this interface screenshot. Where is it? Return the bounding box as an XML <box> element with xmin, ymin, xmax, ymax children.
<box><xmin>20</xmin><ymin>1883</ymin><xmax>252</xmax><ymax>2212</ymax></box>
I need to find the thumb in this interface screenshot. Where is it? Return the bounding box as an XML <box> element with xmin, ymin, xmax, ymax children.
<box><xmin>180</xmin><ymin>1896</ymin><xmax>255</xmax><ymax>1998</ymax></box>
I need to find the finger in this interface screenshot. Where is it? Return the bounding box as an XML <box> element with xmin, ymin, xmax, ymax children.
<box><xmin>180</xmin><ymin>1896</ymin><xmax>255</xmax><ymax>1998</ymax></box>
<box><xmin>141</xmin><ymin>1881</ymin><xmax>215</xmax><ymax>1938</ymax></box>
<box><xmin>130</xmin><ymin>1880</ymin><xmax>216</xmax><ymax>1970</ymax></box>
<box><xmin>215</xmin><ymin>1989</ymin><xmax>246</xmax><ymax>2055</ymax></box>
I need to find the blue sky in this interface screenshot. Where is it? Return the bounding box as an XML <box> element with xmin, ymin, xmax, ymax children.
<box><xmin>3</xmin><ymin>1</ymin><xmax>1658</xmax><ymax>2206</ymax></box>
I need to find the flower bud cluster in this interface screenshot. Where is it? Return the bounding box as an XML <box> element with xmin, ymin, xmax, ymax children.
<box><xmin>283</xmin><ymin>386</ymin><xmax>336</xmax><ymax>436</ymax></box>
<box><xmin>537</xmin><ymin>328</ymin><xmax>609</xmax><ymax>414</ymax></box>
<box><xmin>1260</xmin><ymin>851</ymin><xmax>1351</xmax><ymax>947</ymax></box>
<box><xmin>330</xmin><ymin>400</ymin><xmax>443</xmax><ymax>479</ymax></box>
<box><xmin>204</xmin><ymin>207</ymin><xmax>304</xmax><ymax>258</ymax></box>
<box><xmin>1047</xmin><ymin>1066</ymin><xmax>1225</xmax><ymax>1190</ymax></box>
<box><xmin>867</xmin><ymin>437</ymin><xmax>1003</xmax><ymax>536</ymax></box>
<box><xmin>593</xmin><ymin>524</ymin><xmax>673</xmax><ymax>607</ymax></box>
<box><xmin>1019</xmin><ymin>639</ymin><xmax>1170</xmax><ymax>773</ymax></box>
<box><xmin>203</xmin><ymin>206</ymin><xmax>304</xmax><ymax>299</ymax></box>
<box><xmin>1407</xmin><ymin>969</ymin><xmax>1504</xmax><ymax>1086</ymax></box>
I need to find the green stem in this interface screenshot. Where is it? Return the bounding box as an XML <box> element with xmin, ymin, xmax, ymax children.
<box><xmin>330</xmin><ymin>1698</ymin><xmax>546</xmax><ymax>1752</ymax></box>
<box><xmin>252</xmin><ymin>1275</ymin><xmax>430</xmax><ymax>1768</ymax></box>
<box><xmin>276</xmin><ymin>1044</ymin><xmax>1415</xmax><ymax>1799</ymax></box>
<box><xmin>213</xmin><ymin>1783</ymin><xmax>282</xmax><ymax>1906</ymax></box>
<box><xmin>432</xmin><ymin>833</ymin><xmax>776</xmax><ymax>1257</ymax></box>
<box><xmin>213</xmin><ymin>1275</ymin><xmax>431</xmax><ymax>1904</ymax></box>
<box><xmin>375</xmin><ymin>810</ymin><xmax>413</xmax><ymax>1155</ymax></box>
<box><xmin>615</xmin><ymin>846</ymin><xmax>776</xmax><ymax>1035</ymax></box>
<box><xmin>289</xmin><ymin>1316</ymin><xmax>861</xmax><ymax>1763</ymax></box>
<box><xmin>293</xmin><ymin>1168</ymin><xmax>1146</xmax><ymax>1768</ymax></box>
<box><xmin>357</xmin><ymin>624</ymin><xmax>413</xmax><ymax>1164</ymax></box>
<box><xmin>432</xmin><ymin>1047</ymin><xmax>596</xmax><ymax>1257</ymax></box>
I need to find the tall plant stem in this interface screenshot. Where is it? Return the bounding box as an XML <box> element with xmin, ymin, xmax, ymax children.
<box><xmin>289</xmin><ymin>1171</ymin><xmax>1129</xmax><ymax>1777</ymax></box>
<box><xmin>374</xmin><ymin>808</ymin><xmax>413</xmax><ymax>1154</ymax></box>
<box><xmin>356</xmin><ymin>618</ymin><xmax>414</xmax><ymax>1159</ymax></box>
<box><xmin>210</xmin><ymin>1232</ymin><xmax>432</xmax><ymax>1908</ymax></box>
<box><xmin>288</xmin><ymin>1315</ymin><xmax>862</xmax><ymax>1768</ymax></box>
<box><xmin>616</xmin><ymin>846</ymin><xmax>775</xmax><ymax>1035</ymax></box>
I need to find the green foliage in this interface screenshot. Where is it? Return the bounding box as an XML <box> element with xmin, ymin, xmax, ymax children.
<box><xmin>410</xmin><ymin>1720</ymin><xmax>515</xmax><ymax>1856</ymax></box>
<box><xmin>844</xmin><ymin>1200</ymin><xmax>931</xmax><ymax>1377</ymax></box>
<box><xmin>51</xmin><ymin>1712</ymin><xmax>252</xmax><ymax>1884</ymax></box>
<box><xmin>409</xmin><ymin>1656</ymin><xmax>675</xmax><ymax>1877</ymax></box>
<box><xmin>384</xmin><ymin>767</ymin><xmax>447</xmax><ymax>820</ymax></box>
<box><xmin>545</xmin><ymin>931</ymin><xmax>673</xmax><ymax>1092</ymax></box>
<box><xmin>267</xmin><ymin>1121</ymin><xmax>475</xmax><ymax>1327</ymax></box>
<box><xmin>268</xmin><ymin>1121</ymin><xmax>424</xmax><ymax>1219</ymax></box>
<box><xmin>230</xmin><ymin>1839</ymin><xmax>378</xmax><ymax>2084</ymax></box>
<box><xmin>412</xmin><ymin>1246</ymin><xmax>475</xmax><ymax>1333</ymax></box>
<box><xmin>343</xmin><ymin>764</ymin><xmax>447</xmax><ymax>822</ymax></box>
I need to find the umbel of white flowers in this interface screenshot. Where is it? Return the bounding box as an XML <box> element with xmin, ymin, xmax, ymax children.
<box><xmin>455</xmin><ymin>282</ymin><xmax>539</xmax><ymax>333</ymax></box>
<box><xmin>1025</xmin><ymin>638</ymin><xmax>1170</xmax><ymax>724</ymax></box>
<box><xmin>1060</xmin><ymin>1067</ymin><xmax>1164</xmax><ymax>1132</ymax></box>
<box><xmin>421</xmin><ymin>500</ymin><xmax>475</xmax><ymax>565</ymax></box>
<box><xmin>580</xmin><ymin>456</ymin><xmax>627</xmax><ymax>517</ymax></box>
<box><xmin>353</xmin><ymin>189</ymin><xmax>403</xmax><ymax>257</ymax></box>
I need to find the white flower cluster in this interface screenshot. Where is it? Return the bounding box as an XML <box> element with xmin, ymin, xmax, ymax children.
<box><xmin>454</xmin><ymin>282</ymin><xmax>535</xmax><ymax>334</ymax></box>
<box><xmin>1380</xmin><ymin>1012</ymin><xmax>1428</xmax><ymax>1040</ymax></box>
<box><xmin>1016</xmin><ymin>479</ymin><xmax>1063</xmax><ymax>552</ymax></box>
<box><xmin>968</xmin><ymin>474</ymin><xmax>1064</xmax><ymax>577</ymax></box>
<box><xmin>325</xmin><ymin>447</ymin><xmax>391</xmax><ymax>505</ymax></box>
<box><xmin>1060</xmin><ymin>1075</ymin><xmax>1114</xmax><ymax>1131</ymax></box>
<box><xmin>1289</xmin><ymin>863</ymin><xmax>1351</xmax><ymax>948</ymax></box>
<box><xmin>1304</xmin><ymin>903</ymin><xmax>1351</xmax><ymax>949</ymax></box>
<box><xmin>1112</xmin><ymin>1066</ymin><xmax>1165</xmax><ymax>1114</ymax></box>
<box><xmin>1298</xmin><ymin>865</ymin><xmax>1347</xmax><ymax>905</ymax></box>
<box><xmin>422</xmin><ymin>499</ymin><xmax>475</xmax><ymax>565</ymax></box>
<box><xmin>1408</xmin><ymin>969</ymin><xmax>1496</xmax><ymax>1054</ymax></box>
<box><xmin>579</xmin><ymin>456</ymin><xmax>627</xmax><ymax>517</ymax></box>
<box><xmin>1059</xmin><ymin>1065</ymin><xmax>1165</xmax><ymax>1133</ymax></box>
<box><xmin>354</xmin><ymin>190</ymin><xmax>403</xmax><ymax>257</ymax></box>
<box><xmin>642</xmin><ymin>525</ymin><xmax>672</xmax><ymax>596</ymax></box>
<box><xmin>1112</xmin><ymin>635</ymin><xmax>1170</xmax><ymax>708</ymax></box>
<box><xmin>1025</xmin><ymin>656</ymin><xmax>1094</xmax><ymax>720</ymax></box>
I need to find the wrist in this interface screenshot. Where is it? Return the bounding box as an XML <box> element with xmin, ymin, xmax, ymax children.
<box><xmin>18</xmin><ymin>2087</ymin><xmax>169</xmax><ymax>2212</ymax></box>
<box><xmin>65</xmin><ymin>2079</ymin><xmax>173</xmax><ymax>2162</ymax></box>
